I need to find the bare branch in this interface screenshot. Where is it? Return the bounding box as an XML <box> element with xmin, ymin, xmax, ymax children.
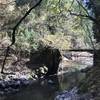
<box><xmin>68</xmin><ymin>10</ymin><xmax>99</xmax><ymax>25</ymax></box>
<box><xmin>76</xmin><ymin>0</ymin><xmax>89</xmax><ymax>15</ymax></box>
<box><xmin>10</xmin><ymin>0</ymin><xmax>43</xmax><ymax>46</ymax></box>
<box><xmin>1</xmin><ymin>0</ymin><xmax>43</xmax><ymax>73</ymax></box>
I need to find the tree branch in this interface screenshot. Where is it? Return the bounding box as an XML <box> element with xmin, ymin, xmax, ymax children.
<box><xmin>10</xmin><ymin>0</ymin><xmax>43</xmax><ymax>46</ymax></box>
<box><xmin>69</xmin><ymin>10</ymin><xmax>99</xmax><ymax>25</ymax></box>
<box><xmin>1</xmin><ymin>0</ymin><xmax>43</xmax><ymax>73</ymax></box>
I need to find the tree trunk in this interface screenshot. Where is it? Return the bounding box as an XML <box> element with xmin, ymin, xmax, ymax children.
<box><xmin>94</xmin><ymin>50</ymin><xmax>100</xmax><ymax>66</ymax></box>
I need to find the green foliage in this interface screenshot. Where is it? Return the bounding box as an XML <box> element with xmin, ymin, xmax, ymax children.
<box><xmin>39</xmin><ymin>34</ymin><xmax>71</xmax><ymax>50</ymax></box>
<box><xmin>0</xmin><ymin>0</ymin><xmax>95</xmax><ymax>51</ymax></box>
<box><xmin>15</xmin><ymin>25</ymin><xmax>39</xmax><ymax>51</ymax></box>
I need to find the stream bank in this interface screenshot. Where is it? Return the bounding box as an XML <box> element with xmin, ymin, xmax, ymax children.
<box><xmin>0</xmin><ymin>51</ymin><xmax>93</xmax><ymax>100</ymax></box>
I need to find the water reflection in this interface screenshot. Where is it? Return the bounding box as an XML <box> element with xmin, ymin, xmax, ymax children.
<box><xmin>58</xmin><ymin>72</ymin><xmax>85</xmax><ymax>91</ymax></box>
<box><xmin>1</xmin><ymin>71</ymin><xmax>85</xmax><ymax>100</ymax></box>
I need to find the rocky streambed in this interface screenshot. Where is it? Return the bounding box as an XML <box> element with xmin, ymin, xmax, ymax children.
<box><xmin>0</xmin><ymin>73</ymin><xmax>35</xmax><ymax>95</ymax></box>
<box><xmin>0</xmin><ymin>52</ymin><xmax>93</xmax><ymax>100</ymax></box>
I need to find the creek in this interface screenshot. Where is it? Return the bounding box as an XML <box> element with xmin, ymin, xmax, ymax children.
<box><xmin>0</xmin><ymin>52</ymin><xmax>93</xmax><ymax>100</ymax></box>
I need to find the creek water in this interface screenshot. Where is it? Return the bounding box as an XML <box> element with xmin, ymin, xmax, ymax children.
<box><xmin>0</xmin><ymin>71</ymin><xmax>86</xmax><ymax>100</ymax></box>
<box><xmin>0</xmin><ymin>54</ymin><xmax>93</xmax><ymax>100</ymax></box>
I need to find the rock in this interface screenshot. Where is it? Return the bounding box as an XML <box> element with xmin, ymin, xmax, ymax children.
<box><xmin>55</xmin><ymin>87</ymin><xmax>79</xmax><ymax>100</ymax></box>
<box><xmin>0</xmin><ymin>72</ymin><xmax>36</xmax><ymax>95</ymax></box>
<box><xmin>48</xmin><ymin>79</ymin><xmax>54</xmax><ymax>84</ymax></box>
